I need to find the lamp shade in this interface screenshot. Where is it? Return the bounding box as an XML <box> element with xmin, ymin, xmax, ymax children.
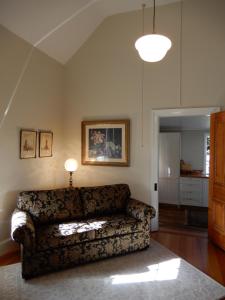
<box><xmin>135</xmin><ymin>34</ymin><xmax>172</xmax><ymax>62</ymax></box>
<box><xmin>64</xmin><ymin>159</ymin><xmax>78</xmax><ymax>172</ymax></box>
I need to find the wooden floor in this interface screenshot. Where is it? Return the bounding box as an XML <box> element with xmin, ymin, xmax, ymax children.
<box><xmin>0</xmin><ymin>227</ymin><xmax>225</xmax><ymax>287</ymax></box>
<box><xmin>0</xmin><ymin>250</ymin><xmax>20</xmax><ymax>266</ymax></box>
<box><xmin>156</xmin><ymin>203</ymin><xmax>225</xmax><ymax>286</ymax></box>
<box><xmin>159</xmin><ymin>203</ymin><xmax>208</xmax><ymax>228</ymax></box>
<box><xmin>152</xmin><ymin>225</ymin><xmax>225</xmax><ymax>286</ymax></box>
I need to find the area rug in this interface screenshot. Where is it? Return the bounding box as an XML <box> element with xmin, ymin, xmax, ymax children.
<box><xmin>1</xmin><ymin>240</ymin><xmax>225</xmax><ymax>300</ymax></box>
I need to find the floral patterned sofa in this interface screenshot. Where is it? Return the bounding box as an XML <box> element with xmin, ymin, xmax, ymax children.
<box><xmin>11</xmin><ymin>184</ymin><xmax>155</xmax><ymax>279</ymax></box>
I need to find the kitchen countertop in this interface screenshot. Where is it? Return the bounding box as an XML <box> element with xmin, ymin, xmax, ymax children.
<box><xmin>180</xmin><ymin>174</ymin><xmax>209</xmax><ymax>179</ymax></box>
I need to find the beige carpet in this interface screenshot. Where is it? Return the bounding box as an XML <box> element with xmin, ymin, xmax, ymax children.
<box><xmin>1</xmin><ymin>240</ymin><xmax>225</xmax><ymax>300</ymax></box>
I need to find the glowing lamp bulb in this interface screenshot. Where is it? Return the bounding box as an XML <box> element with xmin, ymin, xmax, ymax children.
<box><xmin>135</xmin><ymin>34</ymin><xmax>172</xmax><ymax>62</ymax></box>
<box><xmin>64</xmin><ymin>159</ymin><xmax>78</xmax><ymax>172</ymax></box>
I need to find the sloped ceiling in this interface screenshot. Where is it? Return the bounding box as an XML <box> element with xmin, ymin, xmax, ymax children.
<box><xmin>0</xmin><ymin>0</ymin><xmax>178</xmax><ymax>64</ymax></box>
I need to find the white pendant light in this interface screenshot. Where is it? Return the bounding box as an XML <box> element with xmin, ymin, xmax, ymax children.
<box><xmin>135</xmin><ymin>1</ymin><xmax>172</xmax><ymax>62</ymax></box>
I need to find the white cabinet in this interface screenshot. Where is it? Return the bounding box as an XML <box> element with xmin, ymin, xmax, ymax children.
<box><xmin>159</xmin><ymin>133</ymin><xmax>180</xmax><ymax>178</ymax></box>
<box><xmin>179</xmin><ymin>177</ymin><xmax>209</xmax><ymax>207</ymax></box>
<box><xmin>159</xmin><ymin>133</ymin><xmax>180</xmax><ymax>205</ymax></box>
<box><xmin>158</xmin><ymin>132</ymin><xmax>209</xmax><ymax>207</ymax></box>
<box><xmin>159</xmin><ymin>178</ymin><xmax>179</xmax><ymax>205</ymax></box>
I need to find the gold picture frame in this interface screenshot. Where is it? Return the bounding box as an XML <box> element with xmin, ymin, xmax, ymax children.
<box><xmin>82</xmin><ymin>120</ymin><xmax>130</xmax><ymax>166</ymax></box>
<box><xmin>20</xmin><ymin>129</ymin><xmax>37</xmax><ymax>159</ymax></box>
<box><xmin>39</xmin><ymin>131</ymin><xmax>53</xmax><ymax>158</ymax></box>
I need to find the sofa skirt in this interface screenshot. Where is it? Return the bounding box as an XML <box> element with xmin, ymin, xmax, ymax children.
<box><xmin>22</xmin><ymin>231</ymin><xmax>150</xmax><ymax>278</ymax></box>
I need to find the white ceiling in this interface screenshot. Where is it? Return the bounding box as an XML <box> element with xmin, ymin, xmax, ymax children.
<box><xmin>160</xmin><ymin>116</ymin><xmax>210</xmax><ymax>131</ymax></box>
<box><xmin>0</xmin><ymin>0</ymin><xmax>178</xmax><ymax>64</ymax></box>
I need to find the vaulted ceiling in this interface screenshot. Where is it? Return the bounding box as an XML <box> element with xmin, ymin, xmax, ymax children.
<box><xmin>0</xmin><ymin>0</ymin><xmax>178</xmax><ymax>64</ymax></box>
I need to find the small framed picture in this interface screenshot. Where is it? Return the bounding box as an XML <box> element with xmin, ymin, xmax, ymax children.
<box><xmin>39</xmin><ymin>131</ymin><xmax>53</xmax><ymax>158</ymax></box>
<box><xmin>20</xmin><ymin>130</ymin><xmax>37</xmax><ymax>159</ymax></box>
<box><xmin>82</xmin><ymin>120</ymin><xmax>130</xmax><ymax>166</ymax></box>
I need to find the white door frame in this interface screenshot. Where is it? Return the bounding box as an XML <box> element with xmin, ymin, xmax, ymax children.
<box><xmin>150</xmin><ymin>106</ymin><xmax>220</xmax><ymax>231</ymax></box>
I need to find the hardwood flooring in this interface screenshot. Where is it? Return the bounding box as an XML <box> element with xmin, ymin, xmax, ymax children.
<box><xmin>159</xmin><ymin>204</ymin><xmax>187</xmax><ymax>226</ymax></box>
<box><xmin>159</xmin><ymin>203</ymin><xmax>208</xmax><ymax>228</ymax></box>
<box><xmin>152</xmin><ymin>225</ymin><xmax>225</xmax><ymax>286</ymax></box>
<box><xmin>156</xmin><ymin>203</ymin><xmax>225</xmax><ymax>286</ymax></box>
<box><xmin>0</xmin><ymin>250</ymin><xmax>20</xmax><ymax>266</ymax></box>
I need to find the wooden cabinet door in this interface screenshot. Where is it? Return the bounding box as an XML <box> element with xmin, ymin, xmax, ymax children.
<box><xmin>209</xmin><ymin>112</ymin><xmax>225</xmax><ymax>250</ymax></box>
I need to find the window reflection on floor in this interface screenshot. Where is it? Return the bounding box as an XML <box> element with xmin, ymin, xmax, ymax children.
<box><xmin>111</xmin><ymin>258</ymin><xmax>181</xmax><ymax>284</ymax></box>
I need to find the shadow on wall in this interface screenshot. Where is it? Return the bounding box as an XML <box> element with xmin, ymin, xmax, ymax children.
<box><xmin>2</xmin><ymin>190</ymin><xmax>20</xmax><ymax>212</ymax></box>
<box><xmin>0</xmin><ymin>191</ymin><xmax>20</xmax><ymax>242</ymax></box>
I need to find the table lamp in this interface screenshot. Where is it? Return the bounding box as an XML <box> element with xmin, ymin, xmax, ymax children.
<box><xmin>64</xmin><ymin>159</ymin><xmax>78</xmax><ymax>188</ymax></box>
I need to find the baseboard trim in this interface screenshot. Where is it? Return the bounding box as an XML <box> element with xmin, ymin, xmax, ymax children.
<box><xmin>0</xmin><ymin>238</ymin><xmax>18</xmax><ymax>256</ymax></box>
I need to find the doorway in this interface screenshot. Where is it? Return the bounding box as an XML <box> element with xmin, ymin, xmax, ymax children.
<box><xmin>150</xmin><ymin>107</ymin><xmax>220</xmax><ymax>232</ymax></box>
<box><xmin>159</xmin><ymin>115</ymin><xmax>210</xmax><ymax>229</ymax></box>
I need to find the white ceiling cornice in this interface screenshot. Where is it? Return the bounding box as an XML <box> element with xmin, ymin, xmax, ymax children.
<box><xmin>0</xmin><ymin>0</ymin><xmax>179</xmax><ymax>64</ymax></box>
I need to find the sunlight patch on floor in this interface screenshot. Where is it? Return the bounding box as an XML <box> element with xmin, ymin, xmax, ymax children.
<box><xmin>111</xmin><ymin>258</ymin><xmax>181</xmax><ymax>284</ymax></box>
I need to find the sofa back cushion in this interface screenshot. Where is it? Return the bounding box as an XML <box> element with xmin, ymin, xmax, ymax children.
<box><xmin>80</xmin><ymin>184</ymin><xmax>131</xmax><ymax>216</ymax></box>
<box><xmin>17</xmin><ymin>188</ymin><xmax>83</xmax><ymax>224</ymax></box>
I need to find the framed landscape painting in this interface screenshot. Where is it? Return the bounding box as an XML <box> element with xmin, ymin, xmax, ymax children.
<box><xmin>82</xmin><ymin>120</ymin><xmax>130</xmax><ymax>166</ymax></box>
<box><xmin>20</xmin><ymin>130</ymin><xmax>37</xmax><ymax>159</ymax></box>
<box><xmin>39</xmin><ymin>131</ymin><xmax>53</xmax><ymax>158</ymax></box>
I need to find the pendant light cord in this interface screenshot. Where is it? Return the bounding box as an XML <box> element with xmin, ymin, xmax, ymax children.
<box><xmin>141</xmin><ymin>60</ymin><xmax>144</xmax><ymax>148</ymax></box>
<box><xmin>153</xmin><ymin>0</ymin><xmax>156</xmax><ymax>33</ymax></box>
<box><xmin>141</xmin><ymin>4</ymin><xmax>145</xmax><ymax>148</ymax></box>
<box><xmin>179</xmin><ymin>0</ymin><xmax>183</xmax><ymax>106</ymax></box>
<box><xmin>142</xmin><ymin>4</ymin><xmax>146</xmax><ymax>34</ymax></box>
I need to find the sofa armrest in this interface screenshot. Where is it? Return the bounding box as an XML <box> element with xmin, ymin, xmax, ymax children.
<box><xmin>11</xmin><ymin>208</ymin><xmax>36</xmax><ymax>251</ymax></box>
<box><xmin>126</xmin><ymin>198</ymin><xmax>156</xmax><ymax>222</ymax></box>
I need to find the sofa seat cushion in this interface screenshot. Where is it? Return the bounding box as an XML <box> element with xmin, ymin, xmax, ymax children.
<box><xmin>92</xmin><ymin>215</ymin><xmax>143</xmax><ymax>239</ymax></box>
<box><xmin>36</xmin><ymin>220</ymin><xmax>95</xmax><ymax>251</ymax></box>
<box><xmin>36</xmin><ymin>214</ymin><xmax>142</xmax><ymax>251</ymax></box>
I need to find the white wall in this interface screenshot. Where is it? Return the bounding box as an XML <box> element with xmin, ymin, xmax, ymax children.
<box><xmin>181</xmin><ymin>131</ymin><xmax>207</xmax><ymax>171</ymax></box>
<box><xmin>0</xmin><ymin>26</ymin><xmax>66</xmax><ymax>255</ymax></box>
<box><xmin>64</xmin><ymin>0</ymin><xmax>225</xmax><ymax>205</ymax></box>
<box><xmin>1</xmin><ymin>0</ymin><xmax>225</xmax><ymax>255</ymax></box>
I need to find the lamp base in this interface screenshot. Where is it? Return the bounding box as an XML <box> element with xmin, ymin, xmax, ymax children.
<box><xmin>69</xmin><ymin>171</ymin><xmax>73</xmax><ymax>188</ymax></box>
